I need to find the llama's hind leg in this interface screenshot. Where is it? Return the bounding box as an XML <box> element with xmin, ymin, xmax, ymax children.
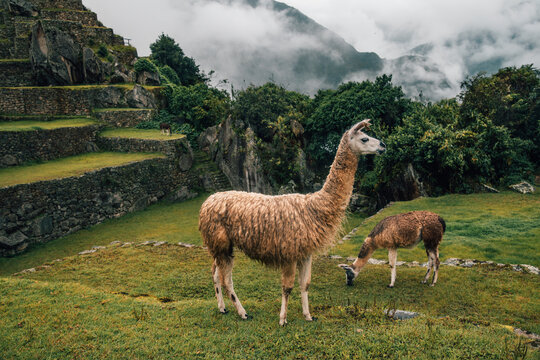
<box><xmin>212</xmin><ymin>260</ymin><xmax>227</xmax><ymax>314</ymax></box>
<box><xmin>388</xmin><ymin>248</ymin><xmax>397</xmax><ymax>288</ymax></box>
<box><xmin>219</xmin><ymin>257</ymin><xmax>250</xmax><ymax>320</ymax></box>
<box><xmin>298</xmin><ymin>256</ymin><xmax>315</xmax><ymax>321</ymax></box>
<box><xmin>430</xmin><ymin>248</ymin><xmax>440</xmax><ymax>286</ymax></box>
<box><xmin>422</xmin><ymin>249</ymin><xmax>434</xmax><ymax>284</ymax></box>
<box><xmin>280</xmin><ymin>261</ymin><xmax>297</xmax><ymax>326</ymax></box>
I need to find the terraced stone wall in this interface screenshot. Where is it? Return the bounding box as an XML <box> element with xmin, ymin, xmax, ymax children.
<box><xmin>29</xmin><ymin>0</ymin><xmax>85</xmax><ymax>11</ymax></box>
<box><xmin>0</xmin><ymin>125</ymin><xmax>101</xmax><ymax>167</ymax></box>
<box><xmin>93</xmin><ymin>109</ymin><xmax>155</xmax><ymax>127</ymax></box>
<box><xmin>96</xmin><ymin>136</ymin><xmax>194</xmax><ymax>171</ymax></box>
<box><xmin>41</xmin><ymin>9</ymin><xmax>100</xmax><ymax>26</ymax></box>
<box><xmin>0</xmin><ymin>155</ymin><xmax>196</xmax><ymax>256</ymax></box>
<box><xmin>0</xmin><ymin>60</ymin><xmax>33</xmax><ymax>86</ymax></box>
<box><xmin>0</xmin><ymin>85</ymin><xmax>160</xmax><ymax>115</ymax></box>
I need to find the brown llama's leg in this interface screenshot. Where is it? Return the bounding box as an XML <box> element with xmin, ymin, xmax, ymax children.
<box><xmin>422</xmin><ymin>249</ymin><xmax>435</xmax><ymax>284</ymax></box>
<box><xmin>212</xmin><ymin>259</ymin><xmax>226</xmax><ymax>314</ymax></box>
<box><xmin>430</xmin><ymin>248</ymin><xmax>440</xmax><ymax>286</ymax></box>
<box><xmin>298</xmin><ymin>256</ymin><xmax>315</xmax><ymax>321</ymax></box>
<box><xmin>219</xmin><ymin>256</ymin><xmax>250</xmax><ymax>320</ymax></box>
<box><xmin>388</xmin><ymin>248</ymin><xmax>397</xmax><ymax>288</ymax></box>
<box><xmin>279</xmin><ymin>261</ymin><xmax>297</xmax><ymax>326</ymax></box>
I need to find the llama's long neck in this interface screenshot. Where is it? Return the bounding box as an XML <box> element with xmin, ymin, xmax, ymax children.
<box><xmin>309</xmin><ymin>132</ymin><xmax>359</xmax><ymax>231</ymax></box>
<box><xmin>320</xmin><ymin>132</ymin><xmax>359</xmax><ymax>211</ymax></box>
<box><xmin>351</xmin><ymin>237</ymin><xmax>376</xmax><ymax>271</ymax></box>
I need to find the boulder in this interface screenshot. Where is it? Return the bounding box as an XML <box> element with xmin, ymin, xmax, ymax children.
<box><xmin>127</xmin><ymin>84</ymin><xmax>157</xmax><ymax>108</ymax></box>
<box><xmin>82</xmin><ymin>47</ymin><xmax>103</xmax><ymax>83</ymax></box>
<box><xmin>136</xmin><ymin>70</ymin><xmax>161</xmax><ymax>86</ymax></box>
<box><xmin>9</xmin><ymin>0</ymin><xmax>38</xmax><ymax>17</ymax></box>
<box><xmin>178</xmin><ymin>153</ymin><xmax>193</xmax><ymax>172</ymax></box>
<box><xmin>94</xmin><ymin>86</ymin><xmax>126</xmax><ymax>108</ymax></box>
<box><xmin>509</xmin><ymin>181</ymin><xmax>535</xmax><ymax>194</ymax></box>
<box><xmin>1</xmin><ymin>154</ymin><xmax>18</xmax><ymax>166</ymax></box>
<box><xmin>31</xmin><ymin>22</ymin><xmax>83</xmax><ymax>85</ymax></box>
<box><xmin>110</xmin><ymin>70</ymin><xmax>130</xmax><ymax>84</ymax></box>
<box><xmin>376</xmin><ymin>163</ymin><xmax>426</xmax><ymax>209</ymax></box>
<box><xmin>0</xmin><ymin>231</ymin><xmax>27</xmax><ymax>249</ymax></box>
<box><xmin>31</xmin><ymin>215</ymin><xmax>53</xmax><ymax>236</ymax></box>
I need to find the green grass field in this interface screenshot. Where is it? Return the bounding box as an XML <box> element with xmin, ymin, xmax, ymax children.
<box><xmin>0</xmin><ymin>192</ymin><xmax>538</xmax><ymax>359</ymax></box>
<box><xmin>0</xmin><ymin>152</ymin><xmax>165</xmax><ymax>188</ymax></box>
<box><xmin>100</xmin><ymin>128</ymin><xmax>186</xmax><ymax>140</ymax></box>
<box><xmin>0</xmin><ymin>118</ymin><xmax>97</xmax><ymax>131</ymax></box>
<box><xmin>334</xmin><ymin>192</ymin><xmax>540</xmax><ymax>267</ymax></box>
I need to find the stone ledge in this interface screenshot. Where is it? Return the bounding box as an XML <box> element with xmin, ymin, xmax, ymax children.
<box><xmin>0</xmin><ymin>124</ymin><xmax>101</xmax><ymax>167</ymax></box>
<box><xmin>0</xmin><ymin>155</ymin><xmax>197</xmax><ymax>257</ymax></box>
<box><xmin>93</xmin><ymin>108</ymin><xmax>156</xmax><ymax>127</ymax></box>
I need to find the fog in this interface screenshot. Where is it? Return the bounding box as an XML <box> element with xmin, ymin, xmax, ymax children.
<box><xmin>83</xmin><ymin>0</ymin><xmax>539</xmax><ymax>98</ymax></box>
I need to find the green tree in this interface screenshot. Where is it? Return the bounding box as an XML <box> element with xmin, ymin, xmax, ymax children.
<box><xmin>305</xmin><ymin>75</ymin><xmax>413</xmax><ymax>173</ymax></box>
<box><xmin>149</xmin><ymin>34</ymin><xmax>206</xmax><ymax>86</ymax></box>
<box><xmin>459</xmin><ymin>65</ymin><xmax>539</xmax><ymax>162</ymax></box>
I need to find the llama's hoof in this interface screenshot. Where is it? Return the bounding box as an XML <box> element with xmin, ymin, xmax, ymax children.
<box><xmin>421</xmin><ymin>280</ymin><xmax>427</xmax><ymax>284</ymax></box>
<box><xmin>387</xmin><ymin>285</ymin><xmax>394</xmax><ymax>288</ymax></box>
<box><xmin>279</xmin><ymin>319</ymin><xmax>288</xmax><ymax>326</ymax></box>
<box><xmin>220</xmin><ymin>309</ymin><xmax>229</xmax><ymax>315</ymax></box>
<box><xmin>429</xmin><ymin>283</ymin><xmax>436</xmax><ymax>287</ymax></box>
<box><xmin>242</xmin><ymin>314</ymin><xmax>253</xmax><ymax>320</ymax></box>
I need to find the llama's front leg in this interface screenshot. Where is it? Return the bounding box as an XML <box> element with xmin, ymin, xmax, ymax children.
<box><xmin>298</xmin><ymin>256</ymin><xmax>315</xmax><ymax>322</ymax></box>
<box><xmin>388</xmin><ymin>248</ymin><xmax>397</xmax><ymax>288</ymax></box>
<box><xmin>212</xmin><ymin>260</ymin><xmax>227</xmax><ymax>314</ymax></box>
<box><xmin>279</xmin><ymin>262</ymin><xmax>297</xmax><ymax>326</ymax></box>
<box><xmin>220</xmin><ymin>257</ymin><xmax>250</xmax><ymax>320</ymax></box>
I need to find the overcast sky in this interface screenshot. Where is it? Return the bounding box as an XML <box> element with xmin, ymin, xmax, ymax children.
<box><xmin>83</xmin><ymin>0</ymin><xmax>539</xmax><ymax>97</ymax></box>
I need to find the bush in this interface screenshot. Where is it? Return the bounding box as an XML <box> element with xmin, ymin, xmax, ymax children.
<box><xmin>134</xmin><ymin>58</ymin><xmax>158</xmax><ymax>74</ymax></box>
<box><xmin>97</xmin><ymin>44</ymin><xmax>108</xmax><ymax>58</ymax></box>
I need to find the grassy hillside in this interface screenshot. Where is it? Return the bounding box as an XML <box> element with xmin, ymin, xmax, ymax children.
<box><xmin>0</xmin><ymin>192</ymin><xmax>538</xmax><ymax>359</ymax></box>
<box><xmin>334</xmin><ymin>192</ymin><xmax>540</xmax><ymax>267</ymax></box>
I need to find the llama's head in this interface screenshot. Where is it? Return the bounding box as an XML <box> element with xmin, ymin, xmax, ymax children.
<box><xmin>347</xmin><ymin>119</ymin><xmax>386</xmax><ymax>155</ymax></box>
<box><xmin>338</xmin><ymin>263</ymin><xmax>360</xmax><ymax>286</ymax></box>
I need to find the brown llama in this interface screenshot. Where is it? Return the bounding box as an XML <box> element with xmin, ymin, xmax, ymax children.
<box><xmin>339</xmin><ymin>211</ymin><xmax>446</xmax><ymax>288</ymax></box>
<box><xmin>199</xmin><ymin>119</ymin><xmax>386</xmax><ymax>325</ymax></box>
<box><xmin>160</xmin><ymin>122</ymin><xmax>171</xmax><ymax>135</ymax></box>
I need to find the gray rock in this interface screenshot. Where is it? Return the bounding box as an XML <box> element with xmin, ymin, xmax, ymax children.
<box><xmin>481</xmin><ymin>184</ymin><xmax>499</xmax><ymax>193</ymax></box>
<box><xmin>136</xmin><ymin>70</ymin><xmax>161</xmax><ymax>86</ymax></box>
<box><xmin>9</xmin><ymin>0</ymin><xmax>38</xmax><ymax>17</ymax></box>
<box><xmin>85</xmin><ymin>141</ymin><xmax>99</xmax><ymax>152</ymax></box>
<box><xmin>110</xmin><ymin>70</ymin><xmax>130</xmax><ymax>84</ymax></box>
<box><xmin>0</xmin><ymin>231</ymin><xmax>28</xmax><ymax>248</ymax></box>
<box><xmin>31</xmin><ymin>215</ymin><xmax>53</xmax><ymax>236</ymax></box>
<box><xmin>78</xmin><ymin>249</ymin><xmax>97</xmax><ymax>255</ymax></box>
<box><xmin>509</xmin><ymin>182</ymin><xmax>535</xmax><ymax>194</ymax></box>
<box><xmin>178</xmin><ymin>153</ymin><xmax>193</xmax><ymax>172</ymax></box>
<box><xmin>520</xmin><ymin>264</ymin><xmax>540</xmax><ymax>275</ymax></box>
<box><xmin>127</xmin><ymin>84</ymin><xmax>157</xmax><ymax>108</ymax></box>
<box><xmin>330</xmin><ymin>255</ymin><xmax>343</xmax><ymax>259</ymax></box>
<box><xmin>368</xmin><ymin>258</ymin><xmax>387</xmax><ymax>265</ymax></box>
<box><xmin>385</xmin><ymin>309</ymin><xmax>420</xmax><ymax>320</ymax></box>
<box><xmin>1</xmin><ymin>154</ymin><xmax>18</xmax><ymax>166</ymax></box>
<box><xmin>82</xmin><ymin>47</ymin><xmax>103</xmax><ymax>83</ymax></box>
<box><xmin>31</xmin><ymin>22</ymin><xmax>83</xmax><ymax>85</ymax></box>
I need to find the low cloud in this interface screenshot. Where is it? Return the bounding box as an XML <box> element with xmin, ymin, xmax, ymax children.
<box><xmin>83</xmin><ymin>0</ymin><xmax>539</xmax><ymax>98</ymax></box>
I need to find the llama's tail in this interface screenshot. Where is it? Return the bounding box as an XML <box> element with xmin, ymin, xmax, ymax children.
<box><xmin>438</xmin><ymin>216</ymin><xmax>446</xmax><ymax>233</ymax></box>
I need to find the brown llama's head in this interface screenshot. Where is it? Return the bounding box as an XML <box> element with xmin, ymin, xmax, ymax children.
<box><xmin>347</xmin><ymin>119</ymin><xmax>386</xmax><ymax>155</ymax></box>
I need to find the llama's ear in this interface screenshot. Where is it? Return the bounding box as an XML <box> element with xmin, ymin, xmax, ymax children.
<box><xmin>353</xmin><ymin>119</ymin><xmax>371</xmax><ymax>133</ymax></box>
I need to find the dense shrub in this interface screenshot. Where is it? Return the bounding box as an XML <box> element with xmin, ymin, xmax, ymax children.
<box><xmin>134</xmin><ymin>58</ymin><xmax>158</xmax><ymax>74</ymax></box>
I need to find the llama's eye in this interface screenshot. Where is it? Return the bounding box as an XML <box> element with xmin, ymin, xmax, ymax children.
<box><xmin>361</xmin><ymin>138</ymin><xmax>369</xmax><ymax>143</ymax></box>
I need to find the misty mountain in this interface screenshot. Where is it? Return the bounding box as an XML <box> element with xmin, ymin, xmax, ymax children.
<box><xmin>194</xmin><ymin>0</ymin><xmax>452</xmax><ymax>99</ymax></box>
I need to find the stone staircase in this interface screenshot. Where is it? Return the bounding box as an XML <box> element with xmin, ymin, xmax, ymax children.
<box><xmin>192</xmin><ymin>150</ymin><xmax>232</xmax><ymax>192</ymax></box>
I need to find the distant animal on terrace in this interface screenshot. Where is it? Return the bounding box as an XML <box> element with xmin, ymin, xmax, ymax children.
<box><xmin>199</xmin><ymin>119</ymin><xmax>386</xmax><ymax>325</ymax></box>
<box><xmin>339</xmin><ymin>211</ymin><xmax>445</xmax><ymax>288</ymax></box>
<box><xmin>160</xmin><ymin>122</ymin><xmax>171</xmax><ymax>135</ymax></box>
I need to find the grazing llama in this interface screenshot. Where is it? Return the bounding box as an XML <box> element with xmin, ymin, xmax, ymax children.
<box><xmin>199</xmin><ymin>119</ymin><xmax>386</xmax><ymax>325</ymax></box>
<box><xmin>339</xmin><ymin>211</ymin><xmax>445</xmax><ymax>288</ymax></box>
<box><xmin>160</xmin><ymin>122</ymin><xmax>171</xmax><ymax>135</ymax></box>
